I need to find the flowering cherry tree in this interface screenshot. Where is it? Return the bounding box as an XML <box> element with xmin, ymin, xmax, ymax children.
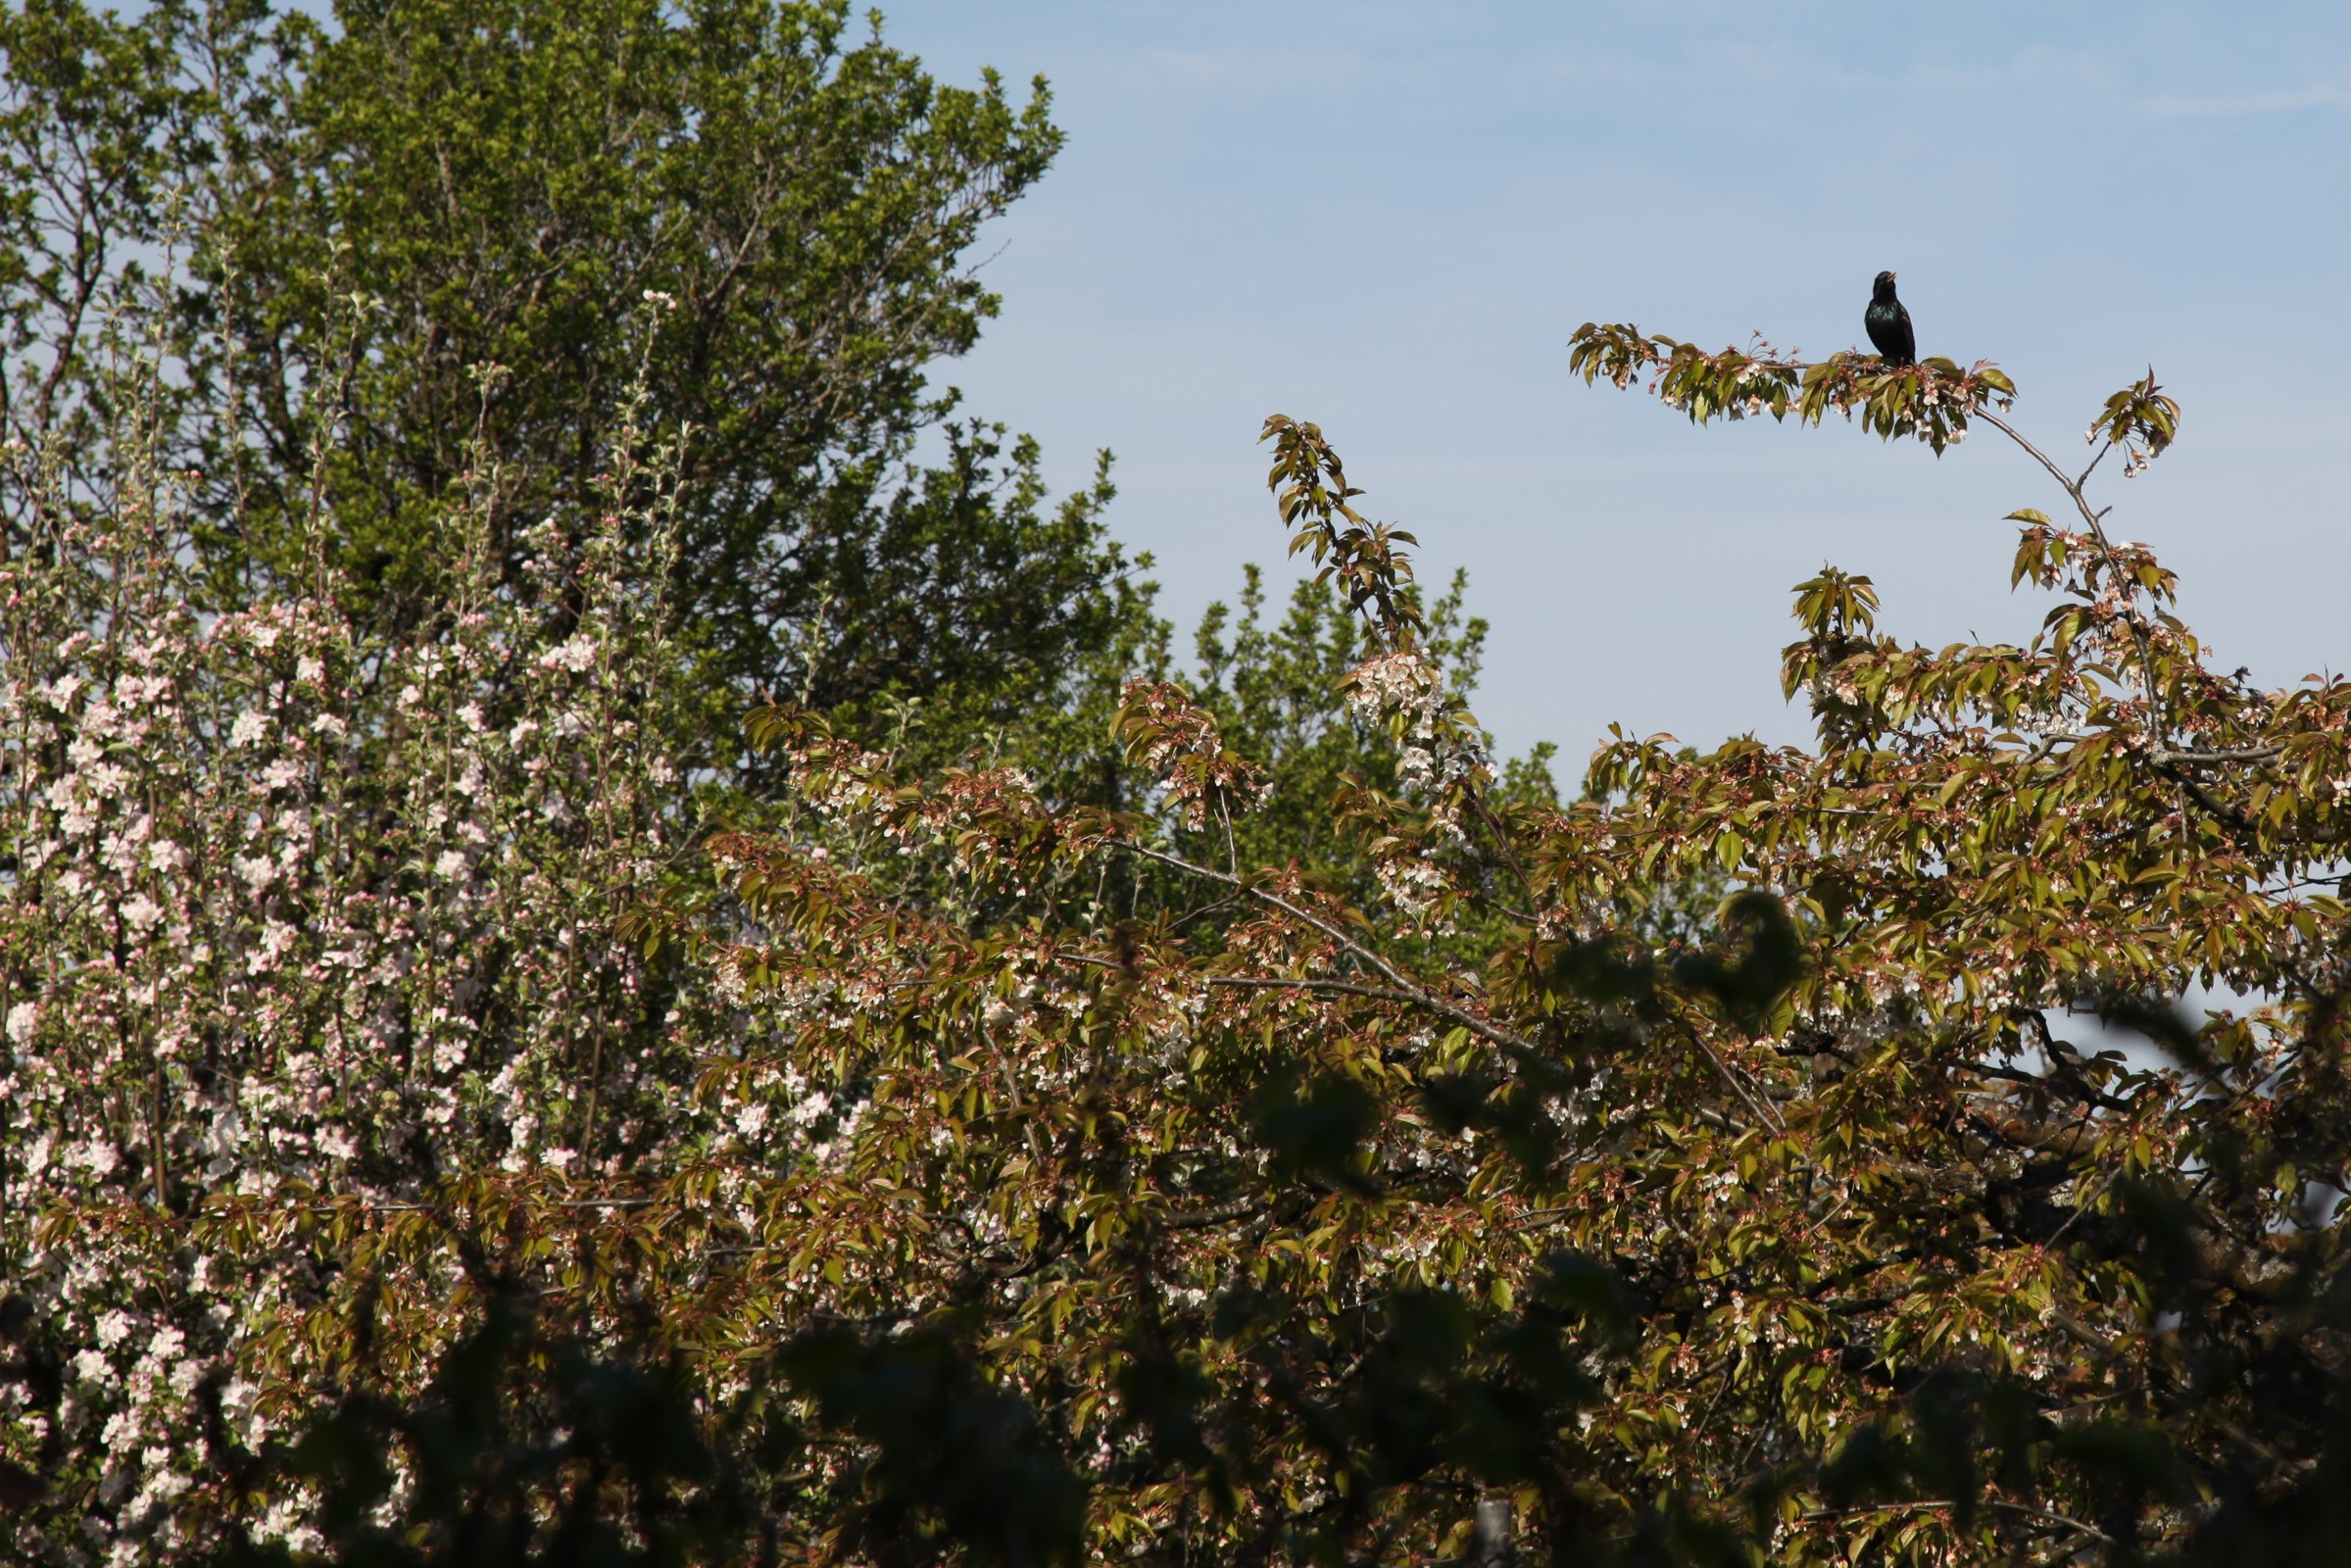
<box><xmin>622</xmin><ymin>376</ymin><xmax>2351</xmax><ymax>1564</ymax></box>
<box><xmin>5</xmin><ymin>303</ymin><xmax>2350</xmax><ymax>1568</ymax></box>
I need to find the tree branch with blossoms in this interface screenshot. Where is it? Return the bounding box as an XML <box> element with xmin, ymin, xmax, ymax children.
<box><xmin>1566</xmin><ymin>322</ymin><xmax>2254</xmax><ymax>797</ymax></box>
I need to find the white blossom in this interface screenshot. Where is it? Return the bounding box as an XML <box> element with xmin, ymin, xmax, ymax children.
<box><xmin>537</xmin><ymin>635</ymin><xmax>598</xmax><ymax>673</ymax></box>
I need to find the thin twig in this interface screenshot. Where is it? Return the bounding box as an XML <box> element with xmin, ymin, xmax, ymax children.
<box><xmin>1108</xmin><ymin>840</ymin><xmax>1546</xmax><ymax>1062</ymax></box>
<box><xmin>304</xmin><ymin>1198</ymin><xmax>656</xmax><ymax>1214</ymax></box>
<box><xmin>1206</xmin><ymin>974</ymin><xmax>1436</xmax><ymax>1007</ymax></box>
<box><xmin>1160</xmin><ymin>1197</ymin><xmax>1269</xmax><ymax>1231</ymax></box>
<box><xmin>1065</xmin><ymin>956</ymin><xmax>1436</xmax><ymax>1014</ymax></box>
<box><xmin>1972</xmin><ymin>407</ymin><xmax>2166</xmax><ymax>735</ymax></box>
<box><xmin>1673</xmin><ymin>1012</ymin><xmax>1788</xmax><ymax>1137</ymax></box>
<box><xmin>1795</xmin><ymin>1497</ymin><xmax>2114</xmax><ymax>1547</ymax></box>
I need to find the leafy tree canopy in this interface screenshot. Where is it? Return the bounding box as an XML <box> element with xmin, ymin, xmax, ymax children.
<box><xmin>0</xmin><ymin>0</ymin><xmax>1120</xmax><ymax>730</ymax></box>
<box><xmin>568</xmin><ymin>364</ymin><xmax>2347</xmax><ymax>1563</ymax></box>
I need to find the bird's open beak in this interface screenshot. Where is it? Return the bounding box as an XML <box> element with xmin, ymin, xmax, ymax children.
<box><xmin>1888</xmin><ymin>272</ymin><xmax>1896</xmax><ymax>280</ymax></box>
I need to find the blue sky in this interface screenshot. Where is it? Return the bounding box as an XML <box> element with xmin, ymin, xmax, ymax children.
<box><xmin>879</xmin><ymin>2</ymin><xmax>2351</xmax><ymax>773</ymax></box>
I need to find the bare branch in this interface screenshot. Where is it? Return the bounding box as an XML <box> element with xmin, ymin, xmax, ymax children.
<box><xmin>1108</xmin><ymin>839</ymin><xmax>1545</xmax><ymax>1062</ymax></box>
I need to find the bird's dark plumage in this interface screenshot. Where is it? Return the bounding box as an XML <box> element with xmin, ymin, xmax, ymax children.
<box><xmin>1865</xmin><ymin>270</ymin><xmax>1914</xmax><ymax>367</ymax></box>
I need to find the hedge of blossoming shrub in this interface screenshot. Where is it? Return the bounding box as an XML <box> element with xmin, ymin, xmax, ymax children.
<box><xmin>0</xmin><ymin>343</ymin><xmax>783</xmax><ymax>1555</ymax></box>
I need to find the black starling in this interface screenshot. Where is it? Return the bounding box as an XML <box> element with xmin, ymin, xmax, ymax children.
<box><xmin>1865</xmin><ymin>270</ymin><xmax>1914</xmax><ymax>367</ymax></box>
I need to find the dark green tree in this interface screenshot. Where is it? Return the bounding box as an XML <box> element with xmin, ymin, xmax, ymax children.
<box><xmin>0</xmin><ymin>0</ymin><xmax>1120</xmax><ymax>731</ymax></box>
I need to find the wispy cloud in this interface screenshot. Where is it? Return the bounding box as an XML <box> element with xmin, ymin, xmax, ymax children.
<box><xmin>1091</xmin><ymin>35</ymin><xmax>2120</xmax><ymax>129</ymax></box>
<box><xmin>2139</xmin><ymin>82</ymin><xmax>2351</xmax><ymax>116</ymax></box>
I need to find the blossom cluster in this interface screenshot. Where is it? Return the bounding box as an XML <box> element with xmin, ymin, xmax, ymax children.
<box><xmin>1111</xmin><ymin>679</ymin><xmax>1267</xmax><ymax>832</ymax></box>
<box><xmin>0</xmin><ymin>447</ymin><xmax>765</xmax><ymax>1556</ymax></box>
<box><xmin>1342</xmin><ymin>649</ymin><xmax>1494</xmax><ymax>919</ymax></box>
